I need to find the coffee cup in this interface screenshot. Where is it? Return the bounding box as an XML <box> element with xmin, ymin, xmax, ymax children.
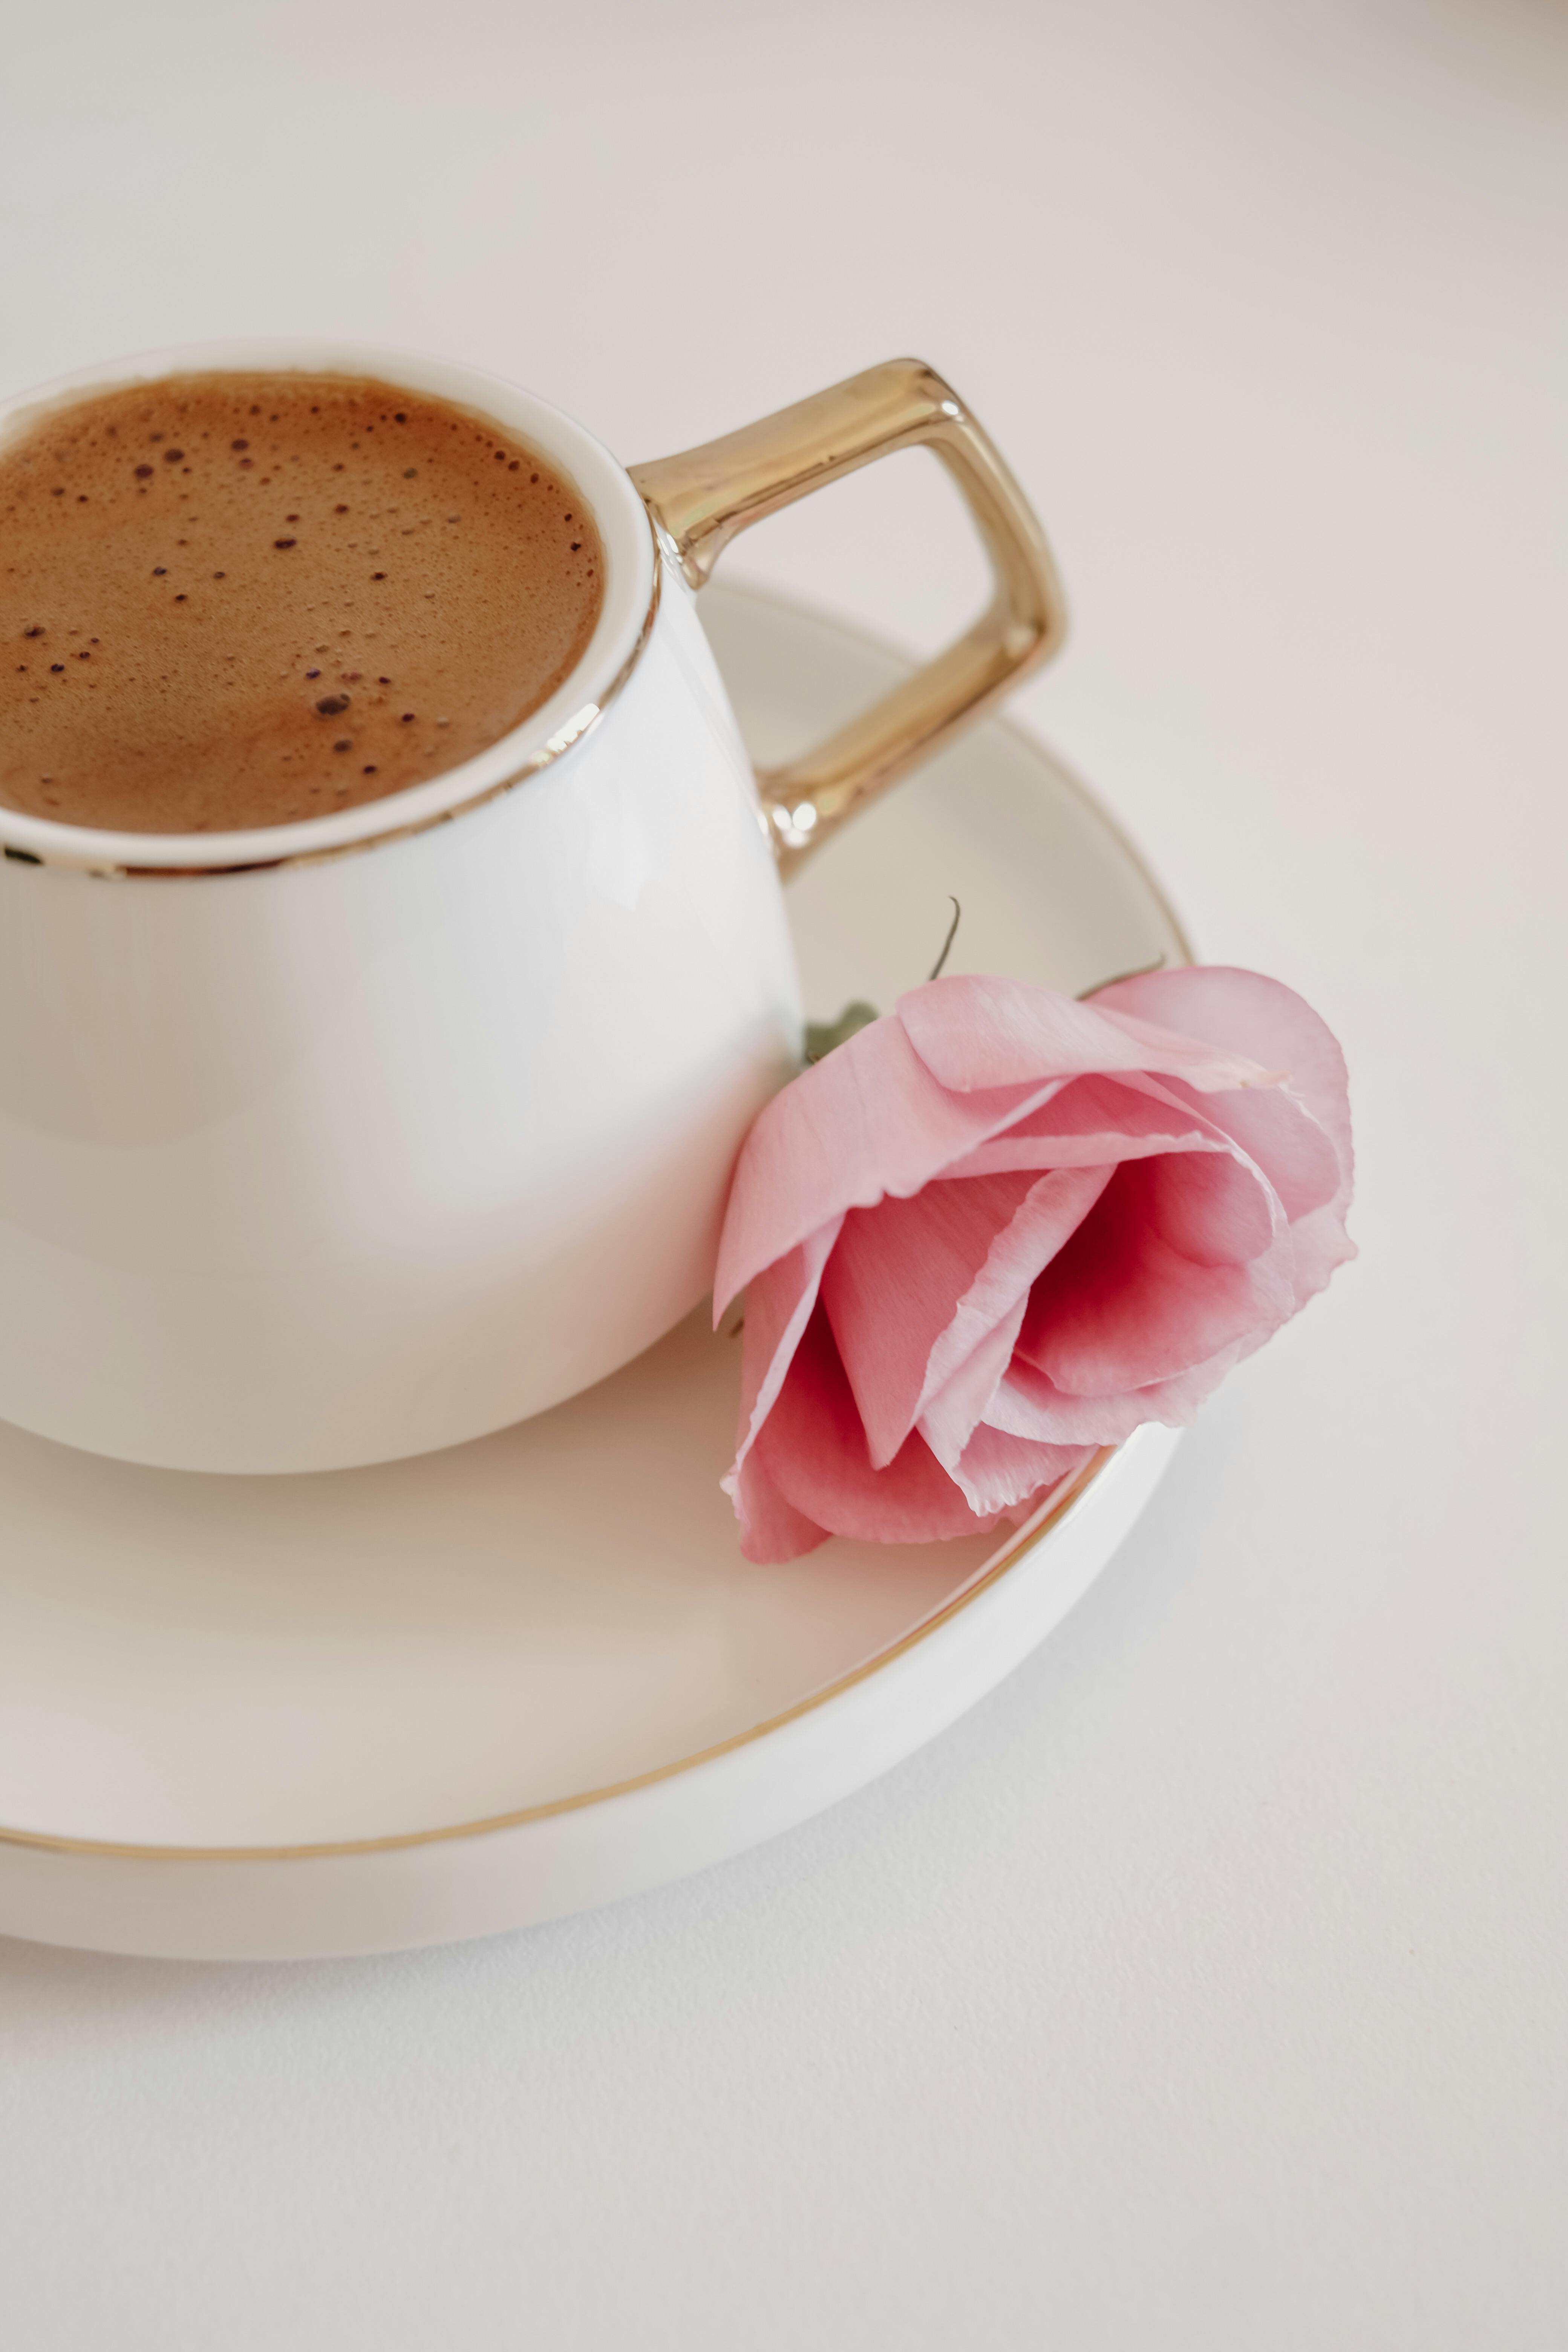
<box><xmin>0</xmin><ymin>341</ymin><xmax>1064</xmax><ymax>1473</ymax></box>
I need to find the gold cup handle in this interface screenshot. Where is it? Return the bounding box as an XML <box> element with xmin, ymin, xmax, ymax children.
<box><xmin>630</xmin><ymin>358</ymin><xmax>1067</xmax><ymax>877</ymax></box>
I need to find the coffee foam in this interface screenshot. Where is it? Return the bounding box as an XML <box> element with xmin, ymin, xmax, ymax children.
<box><xmin>0</xmin><ymin>371</ymin><xmax>604</xmax><ymax>834</ymax></box>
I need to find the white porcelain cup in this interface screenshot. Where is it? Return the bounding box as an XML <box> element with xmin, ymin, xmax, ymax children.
<box><xmin>0</xmin><ymin>341</ymin><xmax>1064</xmax><ymax>1472</ymax></box>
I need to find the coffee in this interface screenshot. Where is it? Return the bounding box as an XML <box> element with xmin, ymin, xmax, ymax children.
<box><xmin>0</xmin><ymin>372</ymin><xmax>604</xmax><ymax>834</ymax></box>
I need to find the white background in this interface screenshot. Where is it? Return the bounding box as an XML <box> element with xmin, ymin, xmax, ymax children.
<box><xmin>3</xmin><ymin>1</ymin><xmax>1565</xmax><ymax>2343</ymax></box>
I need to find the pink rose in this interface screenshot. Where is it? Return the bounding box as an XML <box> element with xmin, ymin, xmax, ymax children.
<box><xmin>714</xmin><ymin>967</ymin><xmax>1354</xmax><ymax>1563</ymax></box>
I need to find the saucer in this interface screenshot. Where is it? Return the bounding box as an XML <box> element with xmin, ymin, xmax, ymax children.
<box><xmin>0</xmin><ymin>581</ymin><xmax>1189</xmax><ymax>1961</ymax></box>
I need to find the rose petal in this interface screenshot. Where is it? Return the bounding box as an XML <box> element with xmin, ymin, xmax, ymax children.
<box><xmin>1061</xmin><ymin>1068</ymin><xmax>1343</xmax><ymax>1281</ymax></box>
<box><xmin>1092</xmin><ymin>966</ymin><xmax>1352</xmax><ymax>1201</ymax></box>
<box><xmin>1276</xmin><ymin>1198</ymin><xmax>1358</xmax><ymax>1312</ymax></box>
<box><xmin>714</xmin><ymin>1014</ymin><xmax>1051</xmax><ymax>1318</ymax></box>
<box><xmin>939</xmin><ymin>1072</ymin><xmax>1233</xmax><ymax>1179</ymax></box>
<box><xmin>1134</xmin><ymin>1072</ymin><xmax>1341</xmax><ymax>1225</ymax></box>
<box><xmin>1142</xmin><ymin>1144</ymin><xmax>1281</xmax><ymax>1267</ymax></box>
<box><xmin>820</xmin><ymin>1170</ymin><xmax>1041</xmax><ymax>1468</ymax></box>
<box><xmin>988</xmin><ymin>1331</ymin><xmax>1265</xmax><ymax>1444</ymax></box>
<box><xmin>914</xmin><ymin>1290</ymin><xmax>1033</xmax><ymax>1477</ymax></box>
<box><xmin>899</xmin><ymin>973</ymin><xmax>1279</xmax><ymax>1096</ymax></box>
<box><xmin>755</xmin><ymin>1303</ymin><xmax>1002</xmax><ymax>1546</ymax></box>
<box><xmin>725</xmin><ymin>1446</ymin><xmax>832</xmax><ymax>1565</ymax></box>
<box><xmin>908</xmin><ymin>1164</ymin><xmax>1116</xmax><ymax>1463</ymax></box>
<box><xmin>1091</xmin><ymin>970</ymin><xmax>1355</xmax><ymax>1309</ymax></box>
<box><xmin>1018</xmin><ymin>1159</ymin><xmax>1295</xmax><ymax>1393</ymax></box>
<box><xmin>986</xmin><ymin>1358</ymin><xmax>1144</xmax><ymax>1445</ymax></box>
<box><xmin>937</xmin><ymin>1420</ymin><xmax>1095</xmax><ymax>1518</ymax></box>
<box><xmin>999</xmin><ymin>1061</ymin><xmax>1332</xmax><ymax>1261</ymax></box>
<box><xmin>725</xmin><ymin>1216</ymin><xmax>844</xmax><ymax>1499</ymax></box>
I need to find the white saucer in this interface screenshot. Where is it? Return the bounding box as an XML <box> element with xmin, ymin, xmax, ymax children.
<box><xmin>0</xmin><ymin>582</ymin><xmax>1189</xmax><ymax>1961</ymax></box>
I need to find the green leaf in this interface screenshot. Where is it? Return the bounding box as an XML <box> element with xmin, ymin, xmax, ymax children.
<box><xmin>804</xmin><ymin>1001</ymin><xmax>880</xmax><ymax>1063</ymax></box>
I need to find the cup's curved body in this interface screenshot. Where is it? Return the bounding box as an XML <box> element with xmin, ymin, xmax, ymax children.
<box><xmin>0</xmin><ymin>338</ymin><xmax>1062</xmax><ymax>1475</ymax></box>
<box><xmin>0</xmin><ymin>345</ymin><xmax>802</xmax><ymax>1472</ymax></box>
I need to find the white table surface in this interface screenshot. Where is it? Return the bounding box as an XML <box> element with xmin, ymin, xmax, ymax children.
<box><xmin>3</xmin><ymin>1</ymin><xmax>1564</xmax><ymax>2342</ymax></box>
